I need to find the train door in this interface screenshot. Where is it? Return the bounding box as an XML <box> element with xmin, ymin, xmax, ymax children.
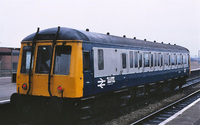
<box><xmin>33</xmin><ymin>42</ymin><xmax>77</xmax><ymax>97</ymax></box>
<box><xmin>83</xmin><ymin>50</ymin><xmax>94</xmax><ymax>96</ymax></box>
<box><xmin>129</xmin><ymin>51</ymin><xmax>138</xmax><ymax>73</ymax></box>
<box><xmin>93</xmin><ymin>47</ymin><xmax>118</xmax><ymax>92</ymax></box>
<box><xmin>32</xmin><ymin>43</ymin><xmax>52</xmax><ymax>96</ymax></box>
<box><xmin>121</xmin><ymin>51</ymin><xmax>129</xmax><ymax>74</ymax></box>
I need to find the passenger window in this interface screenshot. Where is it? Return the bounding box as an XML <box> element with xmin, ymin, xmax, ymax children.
<box><xmin>98</xmin><ymin>49</ymin><xmax>104</xmax><ymax>70</ymax></box>
<box><xmin>164</xmin><ymin>53</ymin><xmax>169</xmax><ymax>66</ymax></box>
<box><xmin>130</xmin><ymin>51</ymin><xmax>133</xmax><ymax>68</ymax></box>
<box><xmin>83</xmin><ymin>51</ymin><xmax>90</xmax><ymax>71</ymax></box>
<box><xmin>154</xmin><ymin>53</ymin><xmax>157</xmax><ymax>66</ymax></box>
<box><xmin>177</xmin><ymin>54</ymin><xmax>182</xmax><ymax>65</ymax></box>
<box><xmin>134</xmin><ymin>52</ymin><xmax>138</xmax><ymax>68</ymax></box>
<box><xmin>151</xmin><ymin>54</ymin><xmax>153</xmax><ymax>67</ymax></box>
<box><xmin>144</xmin><ymin>52</ymin><xmax>150</xmax><ymax>67</ymax></box>
<box><xmin>158</xmin><ymin>54</ymin><xmax>161</xmax><ymax>66</ymax></box>
<box><xmin>161</xmin><ymin>54</ymin><xmax>163</xmax><ymax>66</ymax></box>
<box><xmin>139</xmin><ymin>53</ymin><xmax>142</xmax><ymax>68</ymax></box>
<box><xmin>170</xmin><ymin>54</ymin><xmax>175</xmax><ymax>65</ymax></box>
<box><xmin>122</xmin><ymin>53</ymin><xmax>126</xmax><ymax>69</ymax></box>
<box><xmin>183</xmin><ymin>55</ymin><xmax>186</xmax><ymax>64</ymax></box>
<box><xmin>175</xmin><ymin>54</ymin><xmax>177</xmax><ymax>65</ymax></box>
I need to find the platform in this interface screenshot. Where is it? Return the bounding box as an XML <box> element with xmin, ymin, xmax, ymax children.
<box><xmin>0</xmin><ymin>77</ymin><xmax>16</xmax><ymax>101</ymax></box>
<box><xmin>160</xmin><ymin>98</ymin><xmax>200</xmax><ymax>125</ymax></box>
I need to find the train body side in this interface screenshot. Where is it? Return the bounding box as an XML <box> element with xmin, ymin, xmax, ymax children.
<box><xmin>82</xmin><ymin>42</ymin><xmax>190</xmax><ymax>97</ymax></box>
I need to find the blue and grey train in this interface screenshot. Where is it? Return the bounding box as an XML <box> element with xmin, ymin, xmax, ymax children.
<box><xmin>12</xmin><ymin>26</ymin><xmax>190</xmax><ymax>114</ymax></box>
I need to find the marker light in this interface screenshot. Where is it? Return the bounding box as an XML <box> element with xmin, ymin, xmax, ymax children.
<box><xmin>22</xmin><ymin>83</ymin><xmax>27</xmax><ymax>90</ymax></box>
<box><xmin>58</xmin><ymin>86</ymin><xmax>63</xmax><ymax>93</ymax></box>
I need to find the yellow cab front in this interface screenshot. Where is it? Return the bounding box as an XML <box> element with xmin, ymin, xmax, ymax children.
<box><xmin>16</xmin><ymin>40</ymin><xmax>84</xmax><ymax>98</ymax></box>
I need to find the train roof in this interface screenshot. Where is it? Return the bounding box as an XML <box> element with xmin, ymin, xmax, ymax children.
<box><xmin>22</xmin><ymin>27</ymin><xmax>189</xmax><ymax>53</ymax></box>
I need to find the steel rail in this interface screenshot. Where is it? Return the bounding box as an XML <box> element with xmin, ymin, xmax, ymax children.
<box><xmin>186</xmin><ymin>76</ymin><xmax>200</xmax><ymax>83</ymax></box>
<box><xmin>191</xmin><ymin>68</ymin><xmax>200</xmax><ymax>72</ymax></box>
<box><xmin>0</xmin><ymin>99</ymin><xmax>10</xmax><ymax>105</ymax></box>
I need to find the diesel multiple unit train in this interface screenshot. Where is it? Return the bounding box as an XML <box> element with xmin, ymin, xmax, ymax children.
<box><xmin>11</xmin><ymin>26</ymin><xmax>190</xmax><ymax>120</ymax></box>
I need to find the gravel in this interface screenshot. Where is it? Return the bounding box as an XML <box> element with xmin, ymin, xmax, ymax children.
<box><xmin>103</xmin><ymin>82</ymin><xmax>200</xmax><ymax>125</ymax></box>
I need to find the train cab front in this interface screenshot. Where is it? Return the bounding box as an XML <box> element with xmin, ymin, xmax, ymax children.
<box><xmin>11</xmin><ymin>39</ymin><xmax>84</xmax><ymax>105</ymax></box>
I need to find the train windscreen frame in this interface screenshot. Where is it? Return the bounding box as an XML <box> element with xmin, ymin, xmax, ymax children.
<box><xmin>53</xmin><ymin>46</ymin><xmax>71</xmax><ymax>75</ymax></box>
<box><xmin>35</xmin><ymin>46</ymin><xmax>51</xmax><ymax>74</ymax></box>
<box><xmin>21</xmin><ymin>46</ymin><xmax>32</xmax><ymax>73</ymax></box>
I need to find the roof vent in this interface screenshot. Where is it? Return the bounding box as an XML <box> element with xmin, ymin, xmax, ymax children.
<box><xmin>107</xmin><ymin>32</ymin><xmax>110</xmax><ymax>35</ymax></box>
<box><xmin>174</xmin><ymin>44</ymin><xmax>176</xmax><ymax>45</ymax></box>
<box><xmin>154</xmin><ymin>40</ymin><xmax>156</xmax><ymax>43</ymax></box>
<box><xmin>123</xmin><ymin>35</ymin><xmax>126</xmax><ymax>38</ymax></box>
<box><xmin>168</xmin><ymin>43</ymin><xmax>170</xmax><ymax>45</ymax></box>
<box><xmin>86</xmin><ymin>29</ymin><xmax>89</xmax><ymax>32</ymax></box>
<box><xmin>133</xmin><ymin>37</ymin><xmax>136</xmax><ymax>39</ymax></box>
<box><xmin>144</xmin><ymin>39</ymin><xmax>146</xmax><ymax>41</ymax></box>
<box><xmin>161</xmin><ymin>42</ymin><xmax>163</xmax><ymax>44</ymax></box>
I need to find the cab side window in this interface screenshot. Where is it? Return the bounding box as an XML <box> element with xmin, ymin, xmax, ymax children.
<box><xmin>83</xmin><ymin>51</ymin><xmax>90</xmax><ymax>71</ymax></box>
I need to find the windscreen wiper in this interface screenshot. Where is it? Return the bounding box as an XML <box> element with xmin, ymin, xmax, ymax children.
<box><xmin>48</xmin><ymin>26</ymin><xmax>60</xmax><ymax>97</ymax></box>
<box><xmin>27</xmin><ymin>28</ymin><xmax>40</xmax><ymax>95</ymax></box>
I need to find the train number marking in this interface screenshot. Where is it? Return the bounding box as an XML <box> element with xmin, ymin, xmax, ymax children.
<box><xmin>97</xmin><ymin>78</ymin><xmax>106</xmax><ymax>89</ymax></box>
<box><xmin>107</xmin><ymin>77</ymin><xmax>115</xmax><ymax>85</ymax></box>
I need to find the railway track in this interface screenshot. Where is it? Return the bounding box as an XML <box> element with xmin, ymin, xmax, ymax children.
<box><xmin>0</xmin><ymin>99</ymin><xmax>10</xmax><ymax>105</ymax></box>
<box><xmin>130</xmin><ymin>89</ymin><xmax>200</xmax><ymax>125</ymax></box>
<box><xmin>127</xmin><ymin>71</ymin><xmax>200</xmax><ymax>125</ymax></box>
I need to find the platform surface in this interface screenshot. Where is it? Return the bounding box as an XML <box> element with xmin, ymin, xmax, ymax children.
<box><xmin>0</xmin><ymin>77</ymin><xmax>16</xmax><ymax>101</ymax></box>
<box><xmin>161</xmin><ymin>98</ymin><xmax>200</xmax><ymax>125</ymax></box>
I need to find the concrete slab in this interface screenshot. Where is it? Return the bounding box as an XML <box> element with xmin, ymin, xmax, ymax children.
<box><xmin>160</xmin><ymin>98</ymin><xmax>200</xmax><ymax>125</ymax></box>
<box><xmin>0</xmin><ymin>77</ymin><xmax>16</xmax><ymax>101</ymax></box>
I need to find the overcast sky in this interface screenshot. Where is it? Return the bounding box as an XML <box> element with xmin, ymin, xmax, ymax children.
<box><xmin>0</xmin><ymin>0</ymin><xmax>199</xmax><ymax>57</ymax></box>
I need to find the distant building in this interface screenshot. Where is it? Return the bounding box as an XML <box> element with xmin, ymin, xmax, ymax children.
<box><xmin>0</xmin><ymin>47</ymin><xmax>20</xmax><ymax>76</ymax></box>
<box><xmin>198</xmin><ymin>50</ymin><xmax>200</xmax><ymax>63</ymax></box>
<box><xmin>198</xmin><ymin>50</ymin><xmax>200</xmax><ymax>59</ymax></box>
